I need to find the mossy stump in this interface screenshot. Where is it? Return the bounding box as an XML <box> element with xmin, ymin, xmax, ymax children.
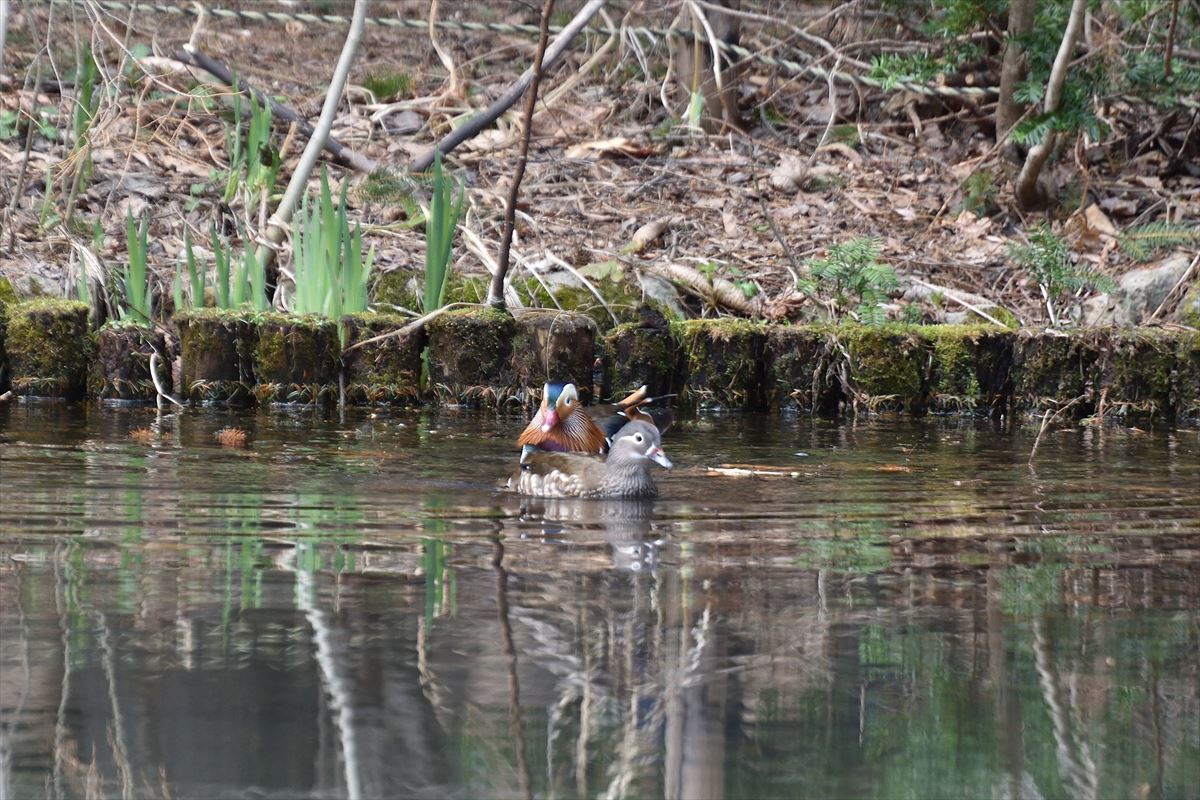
<box><xmin>0</xmin><ymin>277</ymin><xmax>17</xmax><ymax>392</ymax></box>
<box><xmin>426</xmin><ymin>308</ymin><xmax>519</xmax><ymax>405</ymax></box>
<box><xmin>176</xmin><ymin>308</ymin><xmax>257</xmax><ymax>405</ymax></box>
<box><xmin>5</xmin><ymin>299</ymin><xmax>93</xmax><ymax>400</ymax></box>
<box><xmin>839</xmin><ymin>326</ymin><xmax>929</xmax><ymax>413</ymax></box>
<box><xmin>93</xmin><ymin>324</ymin><xmax>169</xmax><ymax>401</ymax></box>
<box><xmin>605</xmin><ymin>320</ymin><xmax>678</xmax><ymax>400</ymax></box>
<box><xmin>924</xmin><ymin>325</ymin><xmax>1013</xmax><ymax>416</ymax></box>
<box><xmin>671</xmin><ymin>319</ymin><xmax>767</xmax><ymax>409</ymax></box>
<box><xmin>252</xmin><ymin>314</ymin><xmax>340</xmax><ymax>404</ymax></box>
<box><xmin>764</xmin><ymin>325</ymin><xmax>839</xmax><ymax>413</ymax></box>
<box><xmin>513</xmin><ymin>310</ymin><xmax>598</xmax><ymax>402</ymax></box>
<box><xmin>1174</xmin><ymin>332</ymin><xmax>1200</xmax><ymax>421</ymax></box>
<box><xmin>1012</xmin><ymin>330</ymin><xmax>1107</xmax><ymax>417</ymax></box>
<box><xmin>341</xmin><ymin>313</ymin><xmax>424</xmax><ymax>404</ymax></box>
<box><xmin>1097</xmin><ymin>329</ymin><xmax>1193</xmax><ymax>421</ymax></box>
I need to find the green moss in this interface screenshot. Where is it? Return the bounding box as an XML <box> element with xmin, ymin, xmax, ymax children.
<box><xmin>0</xmin><ymin>277</ymin><xmax>14</xmax><ymax>392</ymax></box>
<box><xmin>512</xmin><ymin>310</ymin><xmax>597</xmax><ymax>400</ymax></box>
<box><xmin>252</xmin><ymin>313</ymin><xmax>339</xmax><ymax>404</ymax></box>
<box><xmin>176</xmin><ymin>307</ymin><xmax>259</xmax><ymax>404</ymax></box>
<box><xmin>1100</xmin><ymin>328</ymin><xmax>1183</xmax><ymax>419</ymax></box>
<box><xmin>670</xmin><ymin>318</ymin><xmax>767</xmax><ymax>408</ymax></box>
<box><xmin>426</xmin><ymin>307</ymin><xmax>518</xmax><ymax>405</ymax></box>
<box><xmin>764</xmin><ymin>324</ymin><xmax>836</xmax><ymax>412</ymax></box>
<box><xmin>6</xmin><ymin>298</ymin><xmax>93</xmax><ymax>399</ymax></box>
<box><xmin>839</xmin><ymin>324</ymin><xmax>927</xmax><ymax>412</ymax></box>
<box><xmin>1179</xmin><ymin>280</ymin><xmax>1200</xmax><ymax>328</ymax></box>
<box><xmin>342</xmin><ymin>312</ymin><xmax>424</xmax><ymax>404</ymax></box>
<box><xmin>1175</xmin><ymin>331</ymin><xmax>1200</xmax><ymax>420</ymax></box>
<box><xmin>0</xmin><ymin>277</ymin><xmax>17</xmax><ymax>307</ymax></box>
<box><xmin>440</xmin><ymin>273</ymin><xmax>490</xmax><ymax>305</ymax></box>
<box><xmin>372</xmin><ymin>269</ymin><xmax>422</xmax><ymax>312</ymax></box>
<box><xmin>92</xmin><ymin>325</ymin><xmax>166</xmax><ymax>400</ymax></box>
<box><xmin>515</xmin><ymin>262</ymin><xmax>682</xmax><ymax>332</ymax></box>
<box><xmin>923</xmin><ymin>324</ymin><xmax>1012</xmax><ymax>413</ymax></box>
<box><xmin>1012</xmin><ymin>329</ymin><xmax>1105</xmax><ymax>415</ymax></box>
<box><xmin>605</xmin><ymin>322</ymin><xmax>677</xmax><ymax>398</ymax></box>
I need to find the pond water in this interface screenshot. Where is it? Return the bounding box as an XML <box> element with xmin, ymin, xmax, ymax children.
<box><xmin>0</xmin><ymin>404</ymin><xmax>1197</xmax><ymax>800</ymax></box>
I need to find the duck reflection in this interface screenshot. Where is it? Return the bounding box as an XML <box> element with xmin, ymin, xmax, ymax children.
<box><xmin>515</xmin><ymin>496</ymin><xmax>663</xmax><ymax>573</ymax></box>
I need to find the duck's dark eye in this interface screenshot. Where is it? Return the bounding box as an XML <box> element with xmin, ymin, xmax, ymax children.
<box><xmin>564</xmin><ymin>397</ymin><xmax>573</xmax><ymax>405</ymax></box>
<box><xmin>634</xmin><ymin>433</ymin><xmax>644</xmax><ymax>443</ymax></box>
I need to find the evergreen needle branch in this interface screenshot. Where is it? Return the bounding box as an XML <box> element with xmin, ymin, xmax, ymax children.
<box><xmin>255</xmin><ymin>0</ymin><xmax>368</xmax><ymax>277</ymax></box>
<box><xmin>487</xmin><ymin>0</ymin><xmax>557</xmax><ymax>309</ymax></box>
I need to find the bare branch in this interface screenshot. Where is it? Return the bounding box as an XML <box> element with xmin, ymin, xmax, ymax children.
<box><xmin>254</xmin><ymin>0</ymin><xmax>369</xmax><ymax>276</ymax></box>
<box><xmin>1014</xmin><ymin>0</ymin><xmax>1087</xmax><ymax>209</ymax></box>
<box><xmin>408</xmin><ymin>0</ymin><xmax>606</xmax><ymax>173</ymax></box>
<box><xmin>487</xmin><ymin>0</ymin><xmax>557</xmax><ymax>310</ymax></box>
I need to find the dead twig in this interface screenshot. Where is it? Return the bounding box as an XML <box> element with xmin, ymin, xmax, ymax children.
<box><xmin>646</xmin><ymin>261</ymin><xmax>762</xmax><ymax>316</ymax></box>
<box><xmin>341</xmin><ymin>302</ymin><xmax>486</xmax><ymax>353</ymax></box>
<box><xmin>408</xmin><ymin>0</ymin><xmax>607</xmax><ymax>173</ymax></box>
<box><xmin>488</xmin><ymin>0</ymin><xmax>557</xmax><ymax>309</ymax></box>
<box><xmin>1145</xmin><ymin>252</ymin><xmax>1199</xmax><ymax>323</ymax></box>
<box><xmin>1028</xmin><ymin>394</ymin><xmax>1086</xmax><ymax>464</ymax></box>
<box><xmin>908</xmin><ymin>276</ymin><xmax>1013</xmax><ymax>328</ymax></box>
<box><xmin>2</xmin><ymin>59</ymin><xmax>40</xmax><ymax>252</ymax></box>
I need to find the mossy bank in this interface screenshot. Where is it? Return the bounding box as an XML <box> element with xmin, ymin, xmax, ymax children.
<box><xmin>2</xmin><ymin>300</ymin><xmax>1198</xmax><ymax>425</ymax></box>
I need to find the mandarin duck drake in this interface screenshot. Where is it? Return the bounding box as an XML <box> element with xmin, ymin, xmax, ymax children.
<box><xmin>511</xmin><ymin>420</ymin><xmax>672</xmax><ymax>499</ymax></box>
<box><xmin>517</xmin><ymin>383</ymin><xmax>673</xmax><ymax>457</ymax></box>
<box><xmin>518</xmin><ymin>382</ymin><xmax>608</xmax><ymax>454</ymax></box>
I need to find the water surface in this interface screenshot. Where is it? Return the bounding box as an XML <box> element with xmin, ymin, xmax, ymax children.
<box><xmin>1</xmin><ymin>404</ymin><xmax>1197</xmax><ymax>799</ymax></box>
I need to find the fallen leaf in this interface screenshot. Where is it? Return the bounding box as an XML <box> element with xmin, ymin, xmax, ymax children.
<box><xmin>621</xmin><ymin>219</ymin><xmax>670</xmax><ymax>254</ymax></box>
<box><xmin>564</xmin><ymin>136</ymin><xmax>656</xmax><ymax>160</ymax></box>
<box><xmin>1083</xmin><ymin>204</ymin><xmax>1118</xmax><ymax>237</ymax></box>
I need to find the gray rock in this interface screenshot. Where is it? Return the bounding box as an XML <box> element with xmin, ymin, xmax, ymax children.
<box><xmin>636</xmin><ymin>272</ymin><xmax>686</xmax><ymax>318</ymax></box>
<box><xmin>1168</xmin><ymin>271</ymin><xmax>1200</xmax><ymax>326</ymax></box>
<box><xmin>1084</xmin><ymin>253</ymin><xmax>1193</xmax><ymax>326</ymax></box>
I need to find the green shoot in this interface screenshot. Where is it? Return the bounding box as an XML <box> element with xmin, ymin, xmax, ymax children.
<box><xmin>244</xmin><ymin>91</ymin><xmax>281</xmax><ymax>198</ymax></box>
<box><xmin>1008</xmin><ymin>222</ymin><xmax>1114</xmax><ymax>326</ymax></box>
<box><xmin>291</xmin><ymin>167</ymin><xmax>375</xmax><ymax>344</ymax></box>
<box><xmin>362</xmin><ymin>70</ymin><xmax>413</xmax><ymax>101</ymax></box>
<box><xmin>213</xmin><ymin>225</ymin><xmax>231</xmax><ymax>309</ymax></box>
<box><xmin>119</xmin><ymin>212</ymin><xmax>153</xmax><ymax>325</ymax></box>
<box><xmin>423</xmin><ymin>153</ymin><xmax>464</xmax><ymax>314</ymax></box>
<box><xmin>1118</xmin><ymin>221</ymin><xmax>1200</xmax><ymax>263</ymax></box>
<box><xmin>174</xmin><ymin>230</ymin><xmax>209</xmax><ymax>310</ymax></box>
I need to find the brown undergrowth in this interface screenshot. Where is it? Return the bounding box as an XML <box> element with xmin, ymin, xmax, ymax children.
<box><xmin>1</xmin><ymin>1</ymin><xmax>1196</xmax><ymax>331</ymax></box>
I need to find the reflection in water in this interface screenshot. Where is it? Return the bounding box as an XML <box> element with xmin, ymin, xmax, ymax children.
<box><xmin>0</xmin><ymin>404</ymin><xmax>1197</xmax><ymax>799</ymax></box>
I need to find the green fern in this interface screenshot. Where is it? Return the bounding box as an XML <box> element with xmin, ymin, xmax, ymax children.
<box><xmin>1118</xmin><ymin>221</ymin><xmax>1200</xmax><ymax>262</ymax></box>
